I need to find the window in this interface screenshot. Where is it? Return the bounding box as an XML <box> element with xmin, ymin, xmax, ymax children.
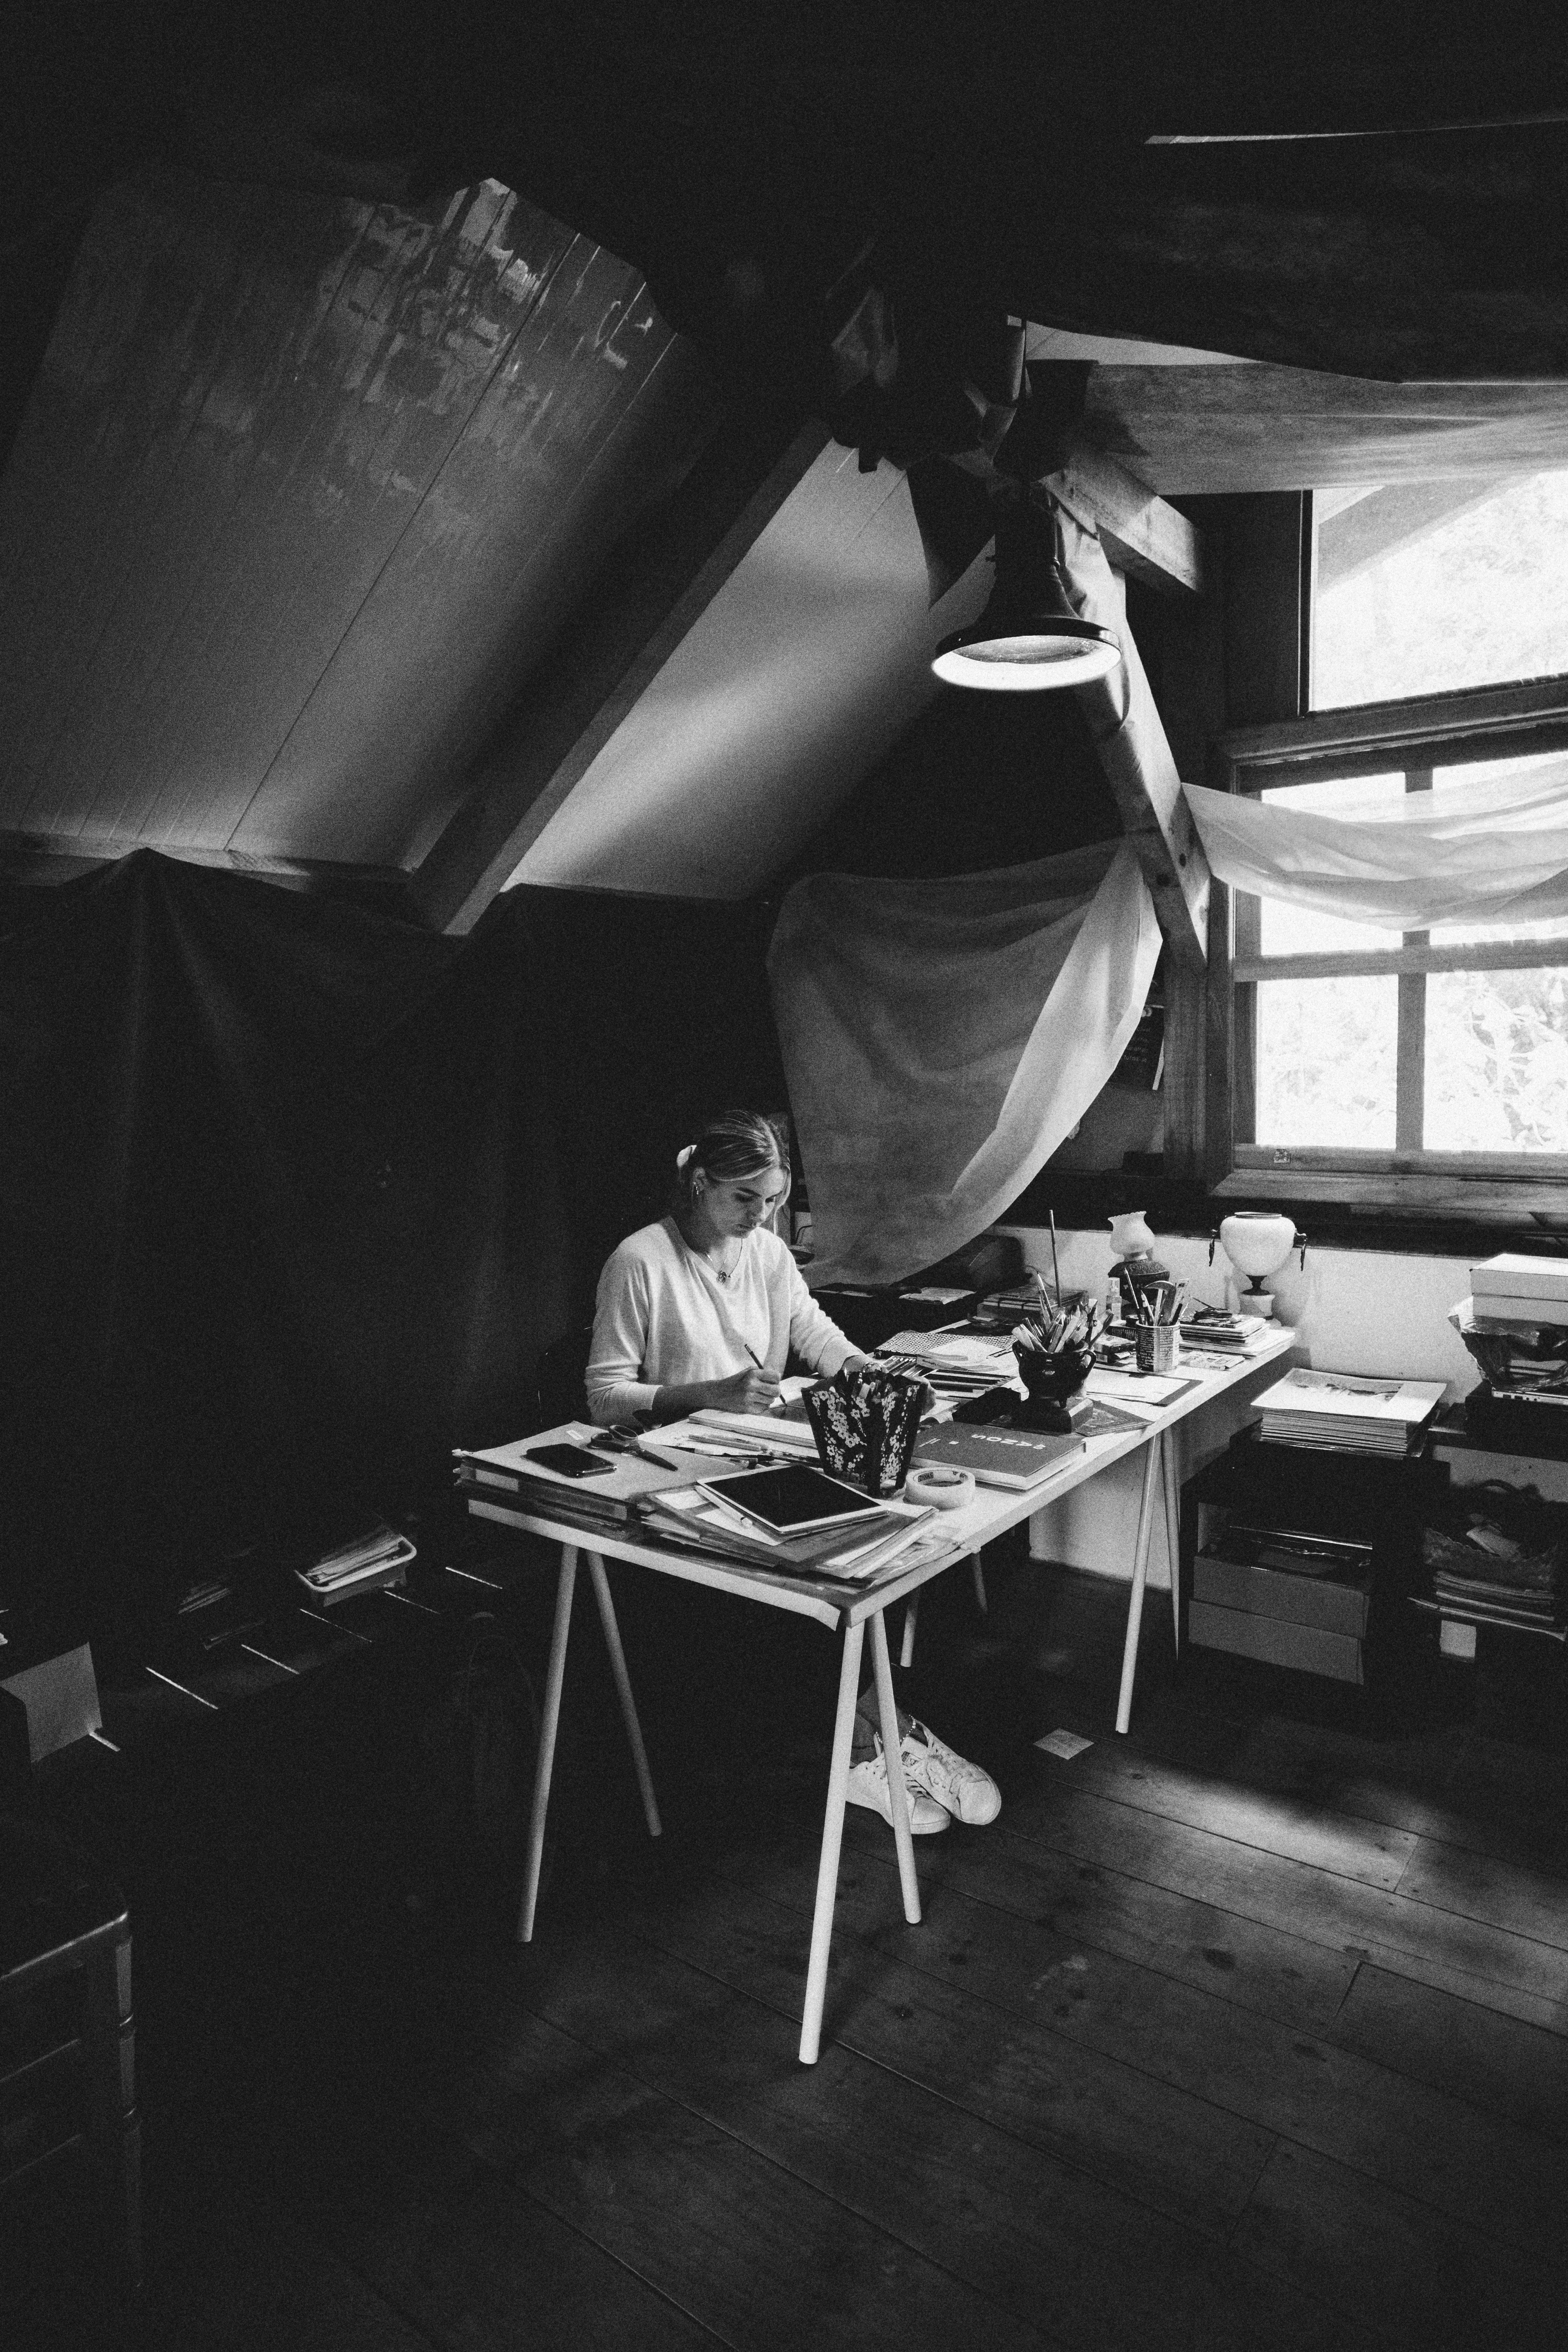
<box><xmin>1312</xmin><ymin>472</ymin><xmax>1568</xmax><ymax>710</ymax></box>
<box><xmin>1206</xmin><ymin>679</ymin><xmax>1568</xmax><ymax>1219</ymax></box>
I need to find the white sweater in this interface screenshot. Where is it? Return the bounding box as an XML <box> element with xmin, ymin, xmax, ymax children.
<box><xmin>586</xmin><ymin>1216</ymin><xmax>857</xmax><ymax>1426</ymax></box>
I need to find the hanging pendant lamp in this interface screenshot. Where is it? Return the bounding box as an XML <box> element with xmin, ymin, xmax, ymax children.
<box><xmin>931</xmin><ymin>497</ymin><xmax>1121</xmax><ymax>691</ymax></box>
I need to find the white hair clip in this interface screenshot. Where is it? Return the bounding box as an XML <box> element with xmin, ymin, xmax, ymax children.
<box><xmin>675</xmin><ymin>1144</ymin><xmax>695</xmax><ymax>1169</ymax></box>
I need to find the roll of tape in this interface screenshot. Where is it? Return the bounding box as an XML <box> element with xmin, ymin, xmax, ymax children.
<box><xmin>905</xmin><ymin>1465</ymin><xmax>975</xmax><ymax>1511</ymax></box>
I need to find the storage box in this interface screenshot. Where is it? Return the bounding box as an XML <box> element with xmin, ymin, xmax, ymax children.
<box><xmin>1187</xmin><ymin>1599</ymin><xmax>1365</xmax><ymax>1683</ymax></box>
<box><xmin>1472</xmin><ymin>1253</ymin><xmax>1568</xmax><ymax>1306</ymax></box>
<box><xmin>1193</xmin><ymin>1553</ymin><xmax>1372</xmax><ymax>1639</ymax></box>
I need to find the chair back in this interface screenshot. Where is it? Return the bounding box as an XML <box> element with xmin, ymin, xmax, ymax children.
<box><xmin>534</xmin><ymin>1326</ymin><xmax>593</xmax><ymax>1430</ymax></box>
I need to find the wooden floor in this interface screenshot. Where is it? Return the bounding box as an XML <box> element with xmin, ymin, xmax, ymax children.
<box><xmin>13</xmin><ymin>1578</ymin><xmax>1568</xmax><ymax>2352</ymax></box>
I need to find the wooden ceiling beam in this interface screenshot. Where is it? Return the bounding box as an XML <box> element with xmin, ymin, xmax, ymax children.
<box><xmin>1043</xmin><ymin>447</ymin><xmax>1205</xmax><ymax>598</ymax></box>
<box><xmin>1060</xmin><ymin>519</ymin><xmax>1210</xmax><ymax>965</ymax></box>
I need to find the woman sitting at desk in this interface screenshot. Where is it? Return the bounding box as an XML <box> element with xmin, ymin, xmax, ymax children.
<box><xmin>586</xmin><ymin>1107</ymin><xmax>1000</xmax><ymax>1833</ymax></box>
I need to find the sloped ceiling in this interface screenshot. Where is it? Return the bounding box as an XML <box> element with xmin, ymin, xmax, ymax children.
<box><xmin>5</xmin><ymin>5</ymin><xmax>1568</xmax><ymax>917</ymax></box>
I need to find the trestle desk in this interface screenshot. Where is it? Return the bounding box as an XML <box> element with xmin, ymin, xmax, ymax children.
<box><xmin>468</xmin><ymin>1327</ymin><xmax>1293</xmax><ymax>2064</ymax></box>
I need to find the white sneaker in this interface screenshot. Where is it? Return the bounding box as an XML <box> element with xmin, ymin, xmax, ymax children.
<box><xmin>846</xmin><ymin>1736</ymin><xmax>951</xmax><ymax>1832</ymax></box>
<box><xmin>902</xmin><ymin>1719</ymin><xmax>1001</xmax><ymax>1826</ymax></box>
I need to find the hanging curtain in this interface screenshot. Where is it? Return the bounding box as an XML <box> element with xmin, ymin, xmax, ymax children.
<box><xmin>767</xmin><ymin>840</ymin><xmax>1160</xmax><ymax>1287</ymax></box>
<box><xmin>1185</xmin><ymin>763</ymin><xmax>1568</xmax><ymax>931</ymax></box>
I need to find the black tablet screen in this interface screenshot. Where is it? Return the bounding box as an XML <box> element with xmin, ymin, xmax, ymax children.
<box><xmin>701</xmin><ymin>1464</ymin><xmax>883</xmax><ymax>1533</ymax></box>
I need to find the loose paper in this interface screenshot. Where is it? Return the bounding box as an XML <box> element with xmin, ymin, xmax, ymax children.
<box><xmin>1035</xmin><ymin>1729</ymin><xmax>1093</xmax><ymax>1760</ymax></box>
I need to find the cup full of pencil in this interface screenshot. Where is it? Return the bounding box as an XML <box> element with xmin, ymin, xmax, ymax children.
<box><xmin>1010</xmin><ymin>1292</ymin><xmax>1106</xmax><ymax>1429</ymax></box>
<box><xmin>1131</xmin><ymin>1281</ymin><xmax>1185</xmax><ymax>1372</ymax></box>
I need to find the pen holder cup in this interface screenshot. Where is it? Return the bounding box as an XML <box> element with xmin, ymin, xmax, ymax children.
<box><xmin>1135</xmin><ymin>1324</ymin><xmax>1180</xmax><ymax>1374</ymax></box>
<box><xmin>1013</xmin><ymin>1342</ymin><xmax>1095</xmax><ymax>1433</ymax></box>
<box><xmin>803</xmin><ymin>1372</ymin><xmax>927</xmax><ymax>1498</ymax></box>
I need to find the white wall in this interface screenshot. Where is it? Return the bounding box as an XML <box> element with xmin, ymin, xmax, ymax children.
<box><xmin>508</xmin><ymin>446</ymin><xmax>992</xmax><ymax>899</ymax></box>
<box><xmin>1000</xmin><ymin>1222</ymin><xmax>1482</xmax><ymax>1583</ymax></box>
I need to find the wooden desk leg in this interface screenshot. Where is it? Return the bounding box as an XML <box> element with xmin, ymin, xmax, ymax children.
<box><xmin>799</xmin><ymin>1617</ymin><xmax>866</xmax><ymax>2066</ymax></box>
<box><xmin>900</xmin><ymin>1587</ymin><xmax>920</xmax><ymax>1669</ymax></box>
<box><xmin>586</xmin><ymin>1550</ymin><xmax>661</xmax><ymax>1840</ymax></box>
<box><xmin>869</xmin><ymin>1608</ymin><xmax>920</xmax><ymax>1926</ymax></box>
<box><xmin>1115</xmin><ymin>1437</ymin><xmax>1163</xmax><ymax>1736</ymax></box>
<box><xmin>518</xmin><ymin>1544</ymin><xmax>578</xmax><ymax>1943</ymax></box>
<box><xmin>1162</xmin><ymin>1435</ymin><xmax>1182</xmax><ymax>1653</ymax></box>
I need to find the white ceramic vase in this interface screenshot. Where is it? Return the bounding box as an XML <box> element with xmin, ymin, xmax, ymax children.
<box><xmin>1219</xmin><ymin>1212</ymin><xmax>1299</xmax><ymax>1316</ymax></box>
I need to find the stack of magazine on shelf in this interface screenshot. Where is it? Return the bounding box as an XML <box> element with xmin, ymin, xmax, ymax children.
<box><xmin>295</xmin><ymin>1521</ymin><xmax>416</xmax><ymax>1605</ymax></box>
<box><xmin>1253</xmin><ymin>1369</ymin><xmax>1445</xmax><ymax>1456</ymax></box>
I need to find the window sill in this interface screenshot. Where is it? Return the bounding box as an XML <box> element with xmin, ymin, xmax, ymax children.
<box><xmin>1215</xmin><ymin>1166</ymin><xmax>1568</xmax><ymax>1223</ymax></box>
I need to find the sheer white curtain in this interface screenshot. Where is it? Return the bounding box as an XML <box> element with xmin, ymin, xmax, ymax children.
<box><xmin>767</xmin><ymin>840</ymin><xmax>1160</xmax><ymax>1287</ymax></box>
<box><xmin>1185</xmin><ymin>759</ymin><xmax>1568</xmax><ymax>930</ymax></box>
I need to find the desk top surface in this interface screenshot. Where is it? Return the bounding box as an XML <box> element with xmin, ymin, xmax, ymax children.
<box><xmin>467</xmin><ymin>1329</ymin><xmax>1295</xmax><ymax>1629</ymax></box>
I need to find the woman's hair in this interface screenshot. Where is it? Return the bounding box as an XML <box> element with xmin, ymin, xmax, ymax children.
<box><xmin>673</xmin><ymin>1107</ymin><xmax>788</xmax><ymax>1213</ymax></box>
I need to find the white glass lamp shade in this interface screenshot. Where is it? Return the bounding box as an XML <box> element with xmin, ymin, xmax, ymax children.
<box><xmin>1219</xmin><ymin>1212</ymin><xmax>1298</xmax><ymax>1283</ymax></box>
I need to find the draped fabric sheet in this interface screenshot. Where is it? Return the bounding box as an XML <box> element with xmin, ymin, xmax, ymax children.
<box><xmin>767</xmin><ymin>841</ymin><xmax>1161</xmax><ymax>1288</ymax></box>
<box><xmin>0</xmin><ymin>854</ymin><xmax>784</xmax><ymax>1643</ymax></box>
<box><xmin>1185</xmin><ymin>761</ymin><xmax>1568</xmax><ymax>931</ymax></box>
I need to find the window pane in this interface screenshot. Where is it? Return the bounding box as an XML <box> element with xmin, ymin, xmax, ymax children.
<box><xmin>1255</xmin><ymin>772</ymin><xmax>1405</xmax><ymax>953</ymax></box>
<box><xmin>1312</xmin><ymin>471</ymin><xmax>1568</xmax><ymax>709</ymax></box>
<box><xmin>1255</xmin><ymin>977</ymin><xmax>1398</xmax><ymax>1148</ymax></box>
<box><xmin>1424</xmin><ymin>967</ymin><xmax>1568</xmax><ymax>1152</ymax></box>
<box><xmin>1429</xmin><ymin>750</ymin><xmax>1568</xmax><ymax>944</ymax></box>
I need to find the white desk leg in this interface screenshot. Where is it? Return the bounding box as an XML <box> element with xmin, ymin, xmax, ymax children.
<box><xmin>799</xmin><ymin>1618</ymin><xmax>866</xmax><ymax>2066</ymax></box>
<box><xmin>1162</xmin><ymin>1436</ymin><xmax>1183</xmax><ymax>1652</ymax></box>
<box><xmin>1115</xmin><ymin>1438</ymin><xmax>1163</xmax><ymax>1736</ymax></box>
<box><xmin>518</xmin><ymin>1544</ymin><xmax>578</xmax><ymax>1943</ymax></box>
<box><xmin>900</xmin><ymin>1587</ymin><xmax>920</xmax><ymax>1669</ymax></box>
<box><xmin>869</xmin><ymin>1608</ymin><xmax>920</xmax><ymax>1926</ymax></box>
<box><xmin>586</xmin><ymin>1551</ymin><xmax>662</xmax><ymax>1840</ymax></box>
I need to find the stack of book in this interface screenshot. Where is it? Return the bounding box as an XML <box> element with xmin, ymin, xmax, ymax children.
<box><xmin>635</xmin><ymin>1485</ymin><xmax>940</xmax><ymax>1585</ymax></box>
<box><xmin>1176</xmin><ymin>1308</ymin><xmax>1265</xmax><ymax>1354</ymax></box>
<box><xmin>295</xmin><ymin>1522</ymin><xmax>416</xmax><ymax>1605</ymax></box>
<box><xmin>1252</xmin><ymin>1369</ymin><xmax>1446</xmax><ymax>1457</ymax></box>
<box><xmin>912</xmin><ymin>1421</ymin><xmax>1083</xmax><ymax>1490</ymax></box>
<box><xmin>453</xmin><ymin>1431</ymin><xmax>694</xmax><ymax>1537</ymax></box>
<box><xmin>1420</xmin><ymin>1510</ymin><xmax>1565</xmax><ymax>1639</ymax></box>
<box><xmin>1470</xmin><ymin>1253</ymin><xmax>1568</xmax><ymax>1331</ymax></box>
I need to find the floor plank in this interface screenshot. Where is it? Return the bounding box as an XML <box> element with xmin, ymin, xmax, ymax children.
<box><xmin>1330</xmin><ymin>1963</ymin><xmax>1568</xmax><ymax>2143</ymax></box>
<box><xmin>704</xmin><ymin>1834</ymin><xmax>1568</xmax><ymax>2263</ymax></box>
<box><xmin>812</xmin><ymin>1797</ymin><xmax>1366</xmax><ymax>2037</ymax></box>
<box><xmin>1041</xmin><ymin>1740</ymin><xmax>1423</xmax><ymax>1888</ymax></box>
<box><xmin>999</xmin><ymin>1773</ymin><xmax>1568</xmax><ymax>2017</ymax></box>
<box><xmin>1186</xmin><ymin>1712</ymin><xmax>1568</xmax><ymax>1877</ymax></box>
<box><xmin>491</xmin><ymin>1919</ymin><xmax>1355</xmax><ymax>2352</ymax></box>
<box><xmin>619</xmin><ymin>1871</ymin><xmax>1278</xmax><ymax>2236</ymax></box>
<box><xmin>1233</xmin><ymin>2137</ymin><xmax>1565</xmax><ymax>2351</ymax></box>
<box><xmin>323</xmin><ymin>2123</ymin><xmax>726</xmax><ymax>2352</ymax></box>
<box><xmin>407</xmin><ymin>1978</ymin><xmax>1056</xmax><ymax>2352</ymax></box>
<box><xmin>1395</xmin><ymin>1835</ymin><xmax>1568</xmax><ymax>1950</ymax></box>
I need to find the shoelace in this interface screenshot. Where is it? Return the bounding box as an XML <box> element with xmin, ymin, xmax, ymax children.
<box><xmin>907</xmin><ymin>1720</ymin><xmax>985</xmax><ymax>1783</ymax></box>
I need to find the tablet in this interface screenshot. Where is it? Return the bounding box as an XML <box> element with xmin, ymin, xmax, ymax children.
<box><xmin>697</xmin><ymin>1464</ymin><xmax>885</xmax><ymax>1535</ymax></box>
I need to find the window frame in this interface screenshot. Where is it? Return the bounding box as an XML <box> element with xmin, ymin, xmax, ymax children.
<box><xmin>1201</xmin><ymin>672</ymin><xmax>1568</xmax><ymax>1225</ymax></box>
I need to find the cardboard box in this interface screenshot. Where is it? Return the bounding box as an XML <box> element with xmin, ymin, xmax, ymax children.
<box><xmin>1188</xmin><ymin>1599</ymin><xmax>1365</xmax><ymax>1684</ymax></box>
<box><xmin>1193</xmin><ymin>1553</ymin><xmax>1372</xmax><ymax>1638</ymax></box>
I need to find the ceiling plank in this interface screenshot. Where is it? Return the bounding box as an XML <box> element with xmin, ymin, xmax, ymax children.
<box><xmin>1043</xmin><ymin>447</ymin><xmax>1204</xmax><ymax>596</ymax></box>
<box><xmin>412</xmin><ymin>416</ymin><xmax>832</xmax><ymax>931</ymax></box>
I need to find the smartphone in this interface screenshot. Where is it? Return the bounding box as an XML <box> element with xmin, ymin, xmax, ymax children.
<box><xmin>527</xmin><ymin>1442</ymin><xmax>617</xmax><ymax>1478</ymax></box>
